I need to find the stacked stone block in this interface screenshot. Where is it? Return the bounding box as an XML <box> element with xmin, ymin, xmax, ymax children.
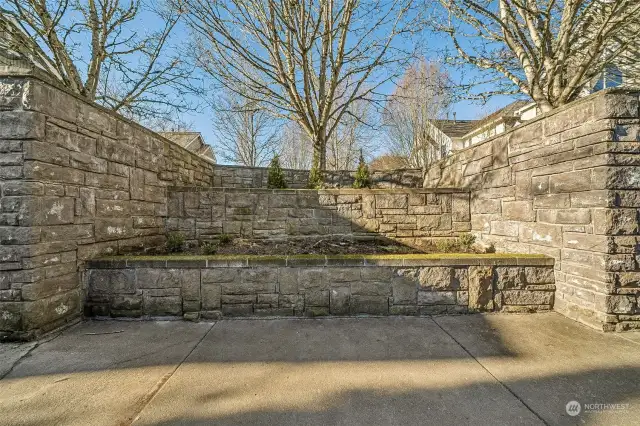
<box><xmin>425</xmin><ymin>89</ymin><xmax>640</xmax><ymax>331</ymax></box>
<box><xmin>0</xmin><ymin>74</ymin><xmax>214</xmax><ymax>340</ymax></box>
<box><xmin>85</xmin><ymin>256</ymin><xmax>555</xmax><ymax>318</ymax></box>
<box><xmin>213</xmin><ymin>164</ymin><xmax>310</xmax><ymax>189</ymax></box>
<box><xmin>322</xmin><ymin>169</ymin><xmax>423</xmax><ymax>189</ymax></box>
<box><xmin>167</xmin><ymin>187</ymin><xmax>471</xmax><ymax>247</ymax></box>
<box><xmin>213</xmin><ymin>164</ymin><xmax>423</xmax><ymax>189</ymax></box>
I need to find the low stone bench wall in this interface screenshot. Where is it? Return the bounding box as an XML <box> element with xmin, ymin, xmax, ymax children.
<box><xmin>85</xmin><ymin>254</ymin><xmax>555</xmax><ymax>319</ymax></box>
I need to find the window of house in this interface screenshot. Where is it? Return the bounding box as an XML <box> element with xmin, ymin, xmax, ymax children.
<box><xmin>593</xmin><ymin>65</ymin><xmax>623</xmax><ymax>91</ymax></box>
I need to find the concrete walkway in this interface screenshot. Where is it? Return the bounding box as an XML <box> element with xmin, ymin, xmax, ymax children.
<box><xmin>1</xmin><ymin>313</ymin><xmax>639</xmax><ymax>426</ymax></box>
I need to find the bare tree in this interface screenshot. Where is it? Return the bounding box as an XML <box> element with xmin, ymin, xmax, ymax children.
<box><xmin>277</xmin><ymin>99</ymin><xmax>374</xmax><ymax>171</ymax></box>
<box><xmin>145</xmin><ymin>116</ymin><xmax>195</xmax><ymax>133</ymax></box>
<box><xmin>382</xmin><ymin>59</ymin><xmax>452</xmax><ymax>169</ymax></box>
<box><xmin>433</xmin><ymin>0</ymin><xmax>640</xmax><ymax>111</ymax></box>
<box><xmin>212</xmin><ymin>87</ymin><xmax>281</xmax><ymax>167</ymax></box>
<box><xmin>369</xmin><ymin>154</ymin><xmax>411</xmax><ymax>170</ymax></box>
<box><xmin>175</xmin><ymin>0</ymin><xmax>419</xmax><ymax>175</ymax></box>
<box><xmin>278</xmin><ymin>121</ymin><xmax>314</xmax><ymax>170</ymax></box>
<box><xmin>0</xmin><ymin>0</ymin><xmax>196</xmax><ymax>122</ymax></box>
<box><xmin>327</xmin><ymin>99</ymin><xmax>375</xmax><ymax>170</ymax></box>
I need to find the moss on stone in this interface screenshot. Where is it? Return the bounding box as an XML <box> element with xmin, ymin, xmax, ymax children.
<box><xmin>99</xmin><ymin>253</ymin><xmax>549</xmax><ymax>261</ymax></box>
<box><xmin>246</xmin><ymin>255</ymin><xmax>289</xmax><ymax>261</ymax></box>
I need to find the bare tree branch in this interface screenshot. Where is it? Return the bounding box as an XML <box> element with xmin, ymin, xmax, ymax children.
<box><xmin>212</xmin><ymin>85</ymin><xmax>281</xmax><ymax>167</ymax></box>
<box><xmin>430</xmin><ymin>0</ymin><xmax>640</xmax><ymax>111</ymax></box>
<box><xmin>176</xmin><ymin>0</ymin><xmax>420</xmax><ymax>171</ymax></box>
<box><xmin>0</xmin><ymin>0</ymin><xmax>199</xmax><ymax>124</ymax></box>
<box><xmin>382</xmin><ymin>59</ymin><xmax>453</xmax><ymax>169</ymax></box>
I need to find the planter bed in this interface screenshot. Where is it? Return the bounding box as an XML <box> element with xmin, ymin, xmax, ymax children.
<box><xmin>86</xmin><ymin>254</ymin><xmax>555</xmax><ymax>320</ymax></box>
<box><xmin>154</xmin><ymin>236</ymin><xmax>443</xmax><ymax>256</ymax></box>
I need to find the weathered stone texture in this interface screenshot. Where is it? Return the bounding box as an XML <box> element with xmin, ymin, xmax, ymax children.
<box><xmin>167</xmin><ymin>188</ymin><xmax>470</xmax><ymax>248</ymax></box>
<box><xmin>4</xmin><ymin>75</ymin><xmax>639</xmax><ymax>338</ymax></box>
<box><xmin>468</xmin><ymin>267</ymin><xmax>494</xmax><ymax>311</ymax></box>
<box><xmin>0</xmin><ymin>75</ymin><xmax>214</xmax><ymax>340</ymax></box>
<box><xmin>424</xmin><ymin>88</ymin><xmax>640</xmax><ymax>331</ymax></box>
<box><xmin>212</xmin><ymin>164</ymin><xmax>423</xmax><ymax>189</ymax></box>
<box><xmin>85</xmin><ymin>258</ymin><xmax>554</xmax><ymax>318</ymax></box>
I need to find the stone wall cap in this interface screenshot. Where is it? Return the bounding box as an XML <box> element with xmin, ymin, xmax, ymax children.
<box><xmin>87</xmin><ymin>253</ymin><xmax>554</xmax><ymax>268</ymax></box>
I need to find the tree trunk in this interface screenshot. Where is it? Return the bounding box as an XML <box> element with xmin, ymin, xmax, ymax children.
<box><xmin>532</xmin><ymin>88</ymin><xmax>554</xmax><ymax>113</ymax></box>
<box><xmin>538</xmin><ymin>101</ymin><xmax>554</xmax><ymax>113</ymax></box>
<box><xmin>312</xmin><ymin>133</ymin><xmax>327</xmax><ymax>171</ymax></box>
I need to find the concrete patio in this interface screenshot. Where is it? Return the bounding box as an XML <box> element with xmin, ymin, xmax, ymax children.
<box><xmin>1</xmin><ymin>313</ymin><xmax>639</xmax><ymax>426</ymax></box>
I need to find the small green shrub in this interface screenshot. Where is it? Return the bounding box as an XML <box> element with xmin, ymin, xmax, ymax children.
<box><xmin>458</xmin><ymin>233</ymin><xmax>476</xmax><ymax>249</ymax></box>
<box><xmin>218</xmin><ymin>233</ymin><xmax>232</xmax><ymax>245</ymax></box>
<box><xmin>267</xmin><ymin>154</ymin><xmax>287</xmax><ymax>189</ymax></box>
<box><xmin>435</xmin><ymin>239</ymin><xmax>458</xmax><ymax>253</ymax></box>
<box><xmin>166</xmin><ymin>232</ymin><xmax>185</xmax><ymax>253</ymax></box>
<box><xmin>352</xmin><ymin>150</ymin><xmax>371</xmax><ymax>189</ymax></box>
<box><xmin>200</xmin><ymin>241</ymin><xmax>219</xmax><ymax>255</ymax></box>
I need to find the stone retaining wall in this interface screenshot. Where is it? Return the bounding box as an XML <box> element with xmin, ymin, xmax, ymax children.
<box><xmin>166</xmin><ymin>187</ymin><xmax>471</xmax><ymax>247</ymax></box>
<box><xmin>425</xmin><ymin>88</ymin><xmax>640</xmax><ymax>331</ymax></box>
<box><xmin>0</xmin><ymin>74</ymin><xmax>215</xmax><ymax>340</ymax></box>
<box><xmin>0</xmin><ymin>73</ymin><xmax>424</xmax><ymax>340</ymax></box>
<box><xmin>214</xmin><ymin>164</ymin><xmax>423</xmax><ymax>189</ymax></box>
<box><xmin>213</xmin><ymin>164</ymin><xmax>310</xmax><ymax>189</ymax></box>
<box><xmin>3</xmin><ymin>73</ymin><xmax>639</xmax><ymax>338</ymax></box>
<box><xmin>85</xmin><ymin>255</ymin><xmax>555</xmax><ymax>318</ymax></box>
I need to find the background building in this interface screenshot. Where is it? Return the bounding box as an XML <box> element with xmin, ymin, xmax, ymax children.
<box><xmin>158</xmin><ymin>132</ymin><xmax>216</xmax><ymax>162</ymax></box>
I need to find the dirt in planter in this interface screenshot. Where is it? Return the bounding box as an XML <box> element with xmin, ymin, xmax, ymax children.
<box><xmin>208</xmin><ymin>238</ymin><xmax>426</xmax><ymax>256</ymax></box>
<box><xmin>148</xmin><ymin>236</ymin><xmax>478</xmax><ymax>256</ymax></box>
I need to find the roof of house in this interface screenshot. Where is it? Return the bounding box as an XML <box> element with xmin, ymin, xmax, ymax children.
<box><xmin>476</xmin><ymin>100</ymin><xmax>531</xmax><ymax>127</ymax></box>
<box><xmin>430</xmin><ymin>120</ymin><xmax>481</xmax><ymax>138</ymax></box>
<box><xmin>158</xmin><ymin>131</ymin><xmax>215</xmax><ymax>162</ymax></box>
<box><xmin>158</xmin><ymin>131</ymin><xmax>201</xmax><ymax>148</ymax></box>
<box><xmin>433</xmin><ymin>100</ymin><xmax>534</xmax><ymax>140</ymax></box>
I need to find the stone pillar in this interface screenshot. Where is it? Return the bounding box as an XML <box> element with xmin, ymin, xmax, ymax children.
<box><xmin>1</xmin><ymin>77</ymin><xmax>82</xmax><ymax>340</ymax></box>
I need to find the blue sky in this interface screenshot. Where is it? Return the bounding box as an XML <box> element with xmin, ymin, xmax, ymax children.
<box><xmin>174</xmin><ymin>36</ymin><xmax>518</xmax><ymax>164</ymax></box>
<box><xmin>185</xmin><ymin>75</ymin><xmax>517</xmax><ymax>148</ymax></box>
<box><xmin>9</xmin><ymin>1</ymin><xmax>520</xmax><ymax>164</ymax></box>
<box><xmin>134</xmin><ymin>6</ymin><xmax>519</xmax><ymax>164</ymax></box>
<box><xmin>186</xmin><ymin>94</ymin><xmax>516</xmax><ymax>165</ymax></box>
<box><xmin>182</xmin><ymin>68</ymin><xmax>516</xmax><ymax>165</ymax></box>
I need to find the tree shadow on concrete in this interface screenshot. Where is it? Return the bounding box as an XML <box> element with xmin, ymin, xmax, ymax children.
<box><xmin>126</xmin><ymin>366</ymin><xmax>640</xmax><ymax>425</ymax></box>
<box><xmin>2</xmin><ymin>315</ymin><xmax>640</xmax><ymax>425</ymax></box>
<box><xmin>2</xmin><ymin>317</ymin><xmax>513</xmax><ymax>378</ymax></box>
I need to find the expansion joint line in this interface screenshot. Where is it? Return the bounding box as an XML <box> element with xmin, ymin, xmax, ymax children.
<box><xmin>128</xmin><ymin>321</ymin><xmax>217</xmax><ymax>425</ymax></box>
<box><xmin>430</xmin><ymin>317</ymin><xmax>549</xmax><ymax>426</ymax></box>
<box><xmin>0</xmin><ymin>322</ymin><xmax>71</xmax><ymax>381</ymax></box>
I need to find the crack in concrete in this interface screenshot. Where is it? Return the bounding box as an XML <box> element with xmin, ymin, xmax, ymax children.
<box><xmin>614</xmin><ymin>333</ymin><xmax>640</xmax><ymax>347</ymax></box>
<box><xmin>0</xmin><ymin>323</ymin><xmax>73</xmax><ymax>381</ymax></box>
<box><xmin>0</xmin><ymin>342</ymin><xmax>39</xmax><ymax>381</ymax></box>
<box><xmin>430</xmin><ymin>316</ymin><xmax>549</xmax><ymax>426</ymax></box>
<box><xmin>126</xmin><ymin>321</ymin><xmax>217</xmax><ymax>425</ymax></box>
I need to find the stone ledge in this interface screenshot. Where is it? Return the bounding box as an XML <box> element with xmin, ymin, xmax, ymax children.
<box><xmin>87</xmin><ymin>253</ymin><xmax>554</xmax><ymax>269</ymax></box>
